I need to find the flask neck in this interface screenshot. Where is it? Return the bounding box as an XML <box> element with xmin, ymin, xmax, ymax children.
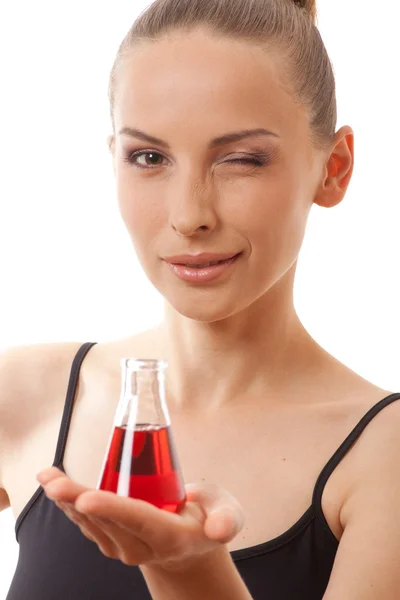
<box><xmin>117</xmin><ymin>360</ymin><xmax>169</xmax><ymax>428</ymax></box>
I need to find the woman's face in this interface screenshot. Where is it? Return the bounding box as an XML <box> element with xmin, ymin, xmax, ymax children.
<box><xmin>111</xmin><ymin>27</ymin><xmax>325</xmax><ymax>322</ymax></box>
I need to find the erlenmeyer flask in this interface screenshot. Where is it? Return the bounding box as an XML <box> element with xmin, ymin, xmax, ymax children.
<box><xmin>97</xmin><ymin>359</ymin><xmax>186</xmax><ymax>513</ymax></box>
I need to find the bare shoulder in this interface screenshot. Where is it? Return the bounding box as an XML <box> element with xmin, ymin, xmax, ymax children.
<box><xmin>341</xmin><ymin>392</ymin><xmax>400</xmax><ymax>486</ymax></box>
<box><xmin>0</xmin><ymin>341</ymin><xmax>84</xmax><ymax>481</ymax></box>
<box><xmin>0</xmin><ymin>341</ymin><xmax>86</xmax><ymax>420</ymax></box>
<box><xmin>329</xmin><ymin>387</ymin><xmax>400</xmax><ymax>530</ymax></box>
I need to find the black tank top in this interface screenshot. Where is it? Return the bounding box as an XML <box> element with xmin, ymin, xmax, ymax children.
<box><xmin>6</xmin><ymin>342</ymin><xmax>400</xmax><ymax>599</ymax></box>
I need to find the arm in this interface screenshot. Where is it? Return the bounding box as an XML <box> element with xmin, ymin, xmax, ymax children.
<box><xmin>322</xmin><ymin>400</ymin><xmax>400</xmax><ymax>599</ymax></box>
<box><xmin>140</xmin><ymin>545</ymin><xmax>253</xmax><ymax>600</ymax></box>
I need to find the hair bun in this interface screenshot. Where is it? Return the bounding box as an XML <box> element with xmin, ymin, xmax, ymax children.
<box><xmin>293</xmin><ymin>0</ymin><xmax>317</xmax><ymax>23</ymax></box>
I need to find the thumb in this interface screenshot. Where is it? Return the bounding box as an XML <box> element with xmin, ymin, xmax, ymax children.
<box><xmin>185</xmin><ymin>482</ymin><xmax>245</xmax><ymax>543</ymax></box>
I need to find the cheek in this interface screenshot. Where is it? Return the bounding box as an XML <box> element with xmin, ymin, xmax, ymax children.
<box><xmin>227</xmin><ymin>182</ymin><xmax>308</xmax><ymax>277</ymax></box>
<box><xmin>224</xmin><ymin>177</ymin><xmax>301</xmax><ymax>240</ymax></box>
<box><xmin>118</xmin><ymin>188</ymin><xmax>166</xmax><ymax>251</ymax></box>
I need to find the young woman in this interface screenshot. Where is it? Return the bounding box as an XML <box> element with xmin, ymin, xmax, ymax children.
<box><xmin>2</xmin><ymin>0</ymin><xmax>400</xmax><ymax>598</ymax></box>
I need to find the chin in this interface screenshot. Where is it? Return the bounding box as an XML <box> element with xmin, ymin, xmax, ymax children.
<box><xmin>165</xmin><ymin>291</ymin><xmax>246</xmax><ymax>323</ymax></box>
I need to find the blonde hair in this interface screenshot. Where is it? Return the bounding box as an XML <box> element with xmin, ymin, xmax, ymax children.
<box><xmin>108</xmin><ymin>0</ymin><xmax>336</xmax><ymax>150</ymax></box>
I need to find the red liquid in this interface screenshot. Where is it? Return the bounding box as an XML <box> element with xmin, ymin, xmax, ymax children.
<box><xmin>99</xmin><ymin>424</ymin><xmax>186</xmax><ymax>513</ymax></box>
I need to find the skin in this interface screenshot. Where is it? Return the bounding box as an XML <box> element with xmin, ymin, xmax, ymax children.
<box><xmin>37</xmin><ymin>25</ymin><xmax>363</xmax><ymax>597</ymax></box>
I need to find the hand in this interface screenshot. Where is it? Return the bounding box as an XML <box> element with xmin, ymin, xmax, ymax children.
<box><xmin>36</xmin><ymin>467</ymin><xmax>245</xmax><ymax>570</ymax></box>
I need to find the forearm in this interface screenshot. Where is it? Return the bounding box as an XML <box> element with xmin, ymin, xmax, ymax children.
<box><xmin>140</xmin><ymin>545</ymin><xmax>254</xmax><ymax>600</ymax></box>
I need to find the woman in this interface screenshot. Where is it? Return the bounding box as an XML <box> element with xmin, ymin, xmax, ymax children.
<box><xmin>2</xmin><ymin>0</ymin><xmax>400</xmax><ymax>598</ymax></box>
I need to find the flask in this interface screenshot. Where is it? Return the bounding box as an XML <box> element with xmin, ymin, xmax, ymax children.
<box><xmin>97</xmin><ymin>358</ymin><xmax>186</xmax><ymax>513</ymax></box>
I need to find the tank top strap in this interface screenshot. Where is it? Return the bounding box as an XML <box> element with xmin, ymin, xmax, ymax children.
<box><xmin>53</xmin><ymin>342</ymin><xmax>98</xmax><ymax>469</ymax></box>
<box><xmin>312</xmin><ymin>392</ymin><xmax>400</xmax><ymax>512</ymax></box>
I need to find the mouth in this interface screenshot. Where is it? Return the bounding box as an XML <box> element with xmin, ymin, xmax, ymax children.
<box><xmin>174</xmin><ymin>256</ymin><xmax>239</xmax><ymax>268</ymax></box>
<box><xmin>163</xmin><ymin>253</ymin><xmax>242</xmax><ymax>284</ymax></box>
<box><xmin>164</xmin><ymin>252</ymin><xmax>241</xmax><ymax>266</ymax></box>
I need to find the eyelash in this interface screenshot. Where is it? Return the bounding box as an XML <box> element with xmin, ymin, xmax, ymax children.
<box><xmin>123</xmin><ymin>150</ymin><xmax>271</xmax><ymax>169</ymax></box>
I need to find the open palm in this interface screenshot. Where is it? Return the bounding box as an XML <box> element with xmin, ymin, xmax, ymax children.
<box><xmin>36</xmin><ymin>467</ymin><xmax>244</xmax><ymax>570</ymax></box>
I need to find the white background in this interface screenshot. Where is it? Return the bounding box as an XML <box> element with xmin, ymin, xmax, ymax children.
<box><xmin>0</xmin><ymin>0</ymin><xmax>399</xmax><ymax>596</ymax></box>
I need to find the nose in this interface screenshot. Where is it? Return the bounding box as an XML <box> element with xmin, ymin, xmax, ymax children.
<box><xmin>168</xmin><ymin>177</ymin><xmax>218</xmax><ymax>237</ymax></box>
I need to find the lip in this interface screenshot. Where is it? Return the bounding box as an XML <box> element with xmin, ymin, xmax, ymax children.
<box><xmin>163</xmin><ymin>253</ymin><xmax>241</xmax><ymax>284</ymax></box>
<box><xmin>163</xmin><ymin>252</ymin><xmax>239</xmax><ymax>265</ymax></box>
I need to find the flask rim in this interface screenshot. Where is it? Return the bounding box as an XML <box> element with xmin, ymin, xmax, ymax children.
<box><xmin>121</xmin><ymin>358</ymin><xmax>168</xmax><ymax>371</ymax></box>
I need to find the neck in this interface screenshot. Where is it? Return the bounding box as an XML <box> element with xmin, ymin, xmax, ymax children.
<box><xmin>158</xmin><ymin>270</ymin><xmax>323</xmax><ymax>413</ymax></box>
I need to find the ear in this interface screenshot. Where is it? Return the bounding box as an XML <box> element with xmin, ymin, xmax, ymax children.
<box><xmin>106</xmin><ymin>134</ymin><xmax>116</xmax><ymax>176</ymax></box>
<box><xmin>313</xmin><ymin>125</ymin><xmax>354</xmax><ymax>209</ymax></box>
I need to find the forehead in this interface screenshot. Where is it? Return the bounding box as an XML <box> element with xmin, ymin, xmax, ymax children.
<box><xmin>114</xmin><ymin>28</ymin><xmax>308</xmax><ymax>143</ymax></box>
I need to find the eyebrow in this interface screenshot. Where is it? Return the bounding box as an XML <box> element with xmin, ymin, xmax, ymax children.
<box><xmin>118</xmin><ymin>126</ymin><xmax>279</xmax><ymax>149</ymax></box>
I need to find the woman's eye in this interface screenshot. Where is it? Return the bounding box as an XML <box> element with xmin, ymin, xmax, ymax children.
<box><xmin>124</xmin><ymin>151</ymin><xmax>167</xmax><ymax>169</ymax></box>
<box><xmin>123</xmin><ymin>151</ymin><xmax>270</xmax><ymax>169</ymax></box>
<box><xmin>228</xmin><ymin>156</ymin><xmax>268</xmax><ymax>167</ymax></box>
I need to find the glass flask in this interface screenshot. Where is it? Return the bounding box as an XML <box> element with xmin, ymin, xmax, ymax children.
<box><xmin>97</xmin><ymin>358</ymin><xmax>186</xmax><ymax>513</ymax></box>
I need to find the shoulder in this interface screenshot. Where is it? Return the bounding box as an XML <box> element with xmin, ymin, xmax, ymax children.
<box><xmin>337</xmin><ymin>392</ymin><xmax>400</xmax><ymax>530</ymax></box>
<box><xmin>0</xmin><ymin>341</ymin><xmax>85</xmax><ymax>463</ymax></box>
<box><xmin>0</xmin><ymin>341</ymin><xmax>85</xmax><ymax>406</ymax></box>
<box><xmin>342</xmin><ymin>393</ymin><xmax>400</xmax><ymax>479</ymax></box>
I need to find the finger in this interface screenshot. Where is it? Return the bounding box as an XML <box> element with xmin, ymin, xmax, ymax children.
<box><xmin>204</xmin><ymin>505</ymin><xmax>243</xmax><ymax>542</ymax></box>
<box><xmin>40</xmin><ymin>473</ymin><xmax>91</xmax><ymax>504</ymax></box>
<box><xmin>74</xmin><ymin>490</ymin><xmax>206</xmax><ymax>560</ymax></box>
<box><xmin>74</xmin><ymin>490</ymin><xmax>183</xmax><ymax>539</ymax></box>
<box><xmin>85</xmin><ymin>515</ymin><xmax>154</xmax><ymax>565</ymax></box>
<box><xmin>185</xmin><ymin>483</ymin><xmax>245</xmax><ymax>543</ymax></box>
<box><xmin>75</xmin><ymin>491</ymin><xmax>181</xmax><ymax>561</ymax></box>
<box><xmin>36</xmin><ymin>466</ymin><xmax>67</xmax><ymax>485</ymax></box>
